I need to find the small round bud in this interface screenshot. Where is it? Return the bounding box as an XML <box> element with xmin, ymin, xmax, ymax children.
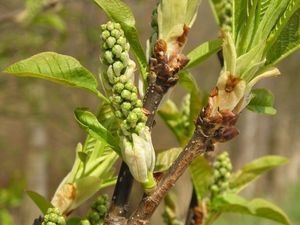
<box><xmin>106</xmin><ymin>37</ymin><xmax>116</xmax><ymax>48</ymax></box>
<box><xmin>104</xmin><ymin>51</ymin><xmax>114</xmax><ymax>64</ymax></box>
<box><xmin>112</xmin><ymin>83</ymin><xmax>124</xmax><ymax>94</ymax></box>
<box><xmin>121</xmin><ymin>120</ymin><xmax>131</xmax><ymax>131</ymax></box>
<box><xmin>121</xmin><ymin>89</ymin><xmax>132</xmax><ymax>101</ymax></box>
<box><xmin>119</xmin><ymin>75</ymin><xmax>128</xmax><ymax>83</ymax></box>
<box><xmin>127</xmin><ymin>112</ymin><xmax>138</xmax><ymax>126</ymax></box>
<box><xmin>130</xmin><ymin>93</ymin><xmax>138</xmax><ymax>102</ymax></box>
<box><xmin>214</xmin><ymin>161</ymin><xmax>221</xmax><ymax>169</ymax></box>
<box><xmin>117</xmin><ymin>37</ymin><xmax>127</xmax><ymax>48</ymax></box>
<box><xmin>135</xmin><ymin>122</ymin><xmax>145</xmax><ymax>133</ymax></box>
<box><xmin>112</xmin><ymin>77</ymin><xmax>120</xmax><ymax>84</ymax></box>
<box><xmin>102</xmin><ymin>42</ymin><xmax>109</xmax><ymax>50</ymax></box>
<box><xmin>114</xmin><ymin>22</ymin><xmax>121</xmax><ymax>29</ymax></box>
<box><xmin>121</xmin><ymin>102</ymin><xmax>132</xmax><ymax>114</ymax></box>
<box><xmin>115</xmin><ymin>110</ymin><xmax>123</xmax><ymax>119</ymax></box>
<box><xmin>219</xmin><ymin>168</ymin><xmax>228</xmax><ymax>176</ymax></box>
<box><xmin>111</xmin><ymin>29</ymin><xmax>121</xmax><ymax>38</ymax></box>
<box><xmin>101</xmin><ymin>30</ymin><xmax>110</xmax><ymax>40</ymax></box>
<box><xmin>112</xmin><ymin>95</ymin><xmax>122</xmax><ymax>104</ymax></box>
<box><xmin>224</xmin><ymin>172</ymin><xmax>231</xmax><ymax>179</ymax></box>
<box><xmin>124</xmin><ymin>82</ymin><xmax>134</xmax><ymax>91</ymax></box>
<box><xmin>80</xmin><ymin>219</ymin><xmax>91</xmax><ymax>225</ymax></box>
<box><xmin>97</xmin><ymin>205</ymin><xmax>107</xmax><ymax>215</ymax></box>
<box><xmin>135</xmin><ymin>99</ymin><xmax>143</xmax><ymax>108</ymax></box>
<box><xmin>211</xmin><ymin>185</ymin><xmax>219</xmax><ymax>193</ymax></box>
<box><xmin>120</xmin><ymin>52</ymin><xmax>129</xmax><ymax>66</ymax></box>
<box><xmin>112</xmin><ymin>45</ymin><xmax>123</xmax><ymax>58</ymax></box>
<box><xmin>113</xmin><ymin>61</ymin><xmax>124</xmax><ymax>76</ymax></box>
<box><xmin>213</xmin><ymin>170</ymin><xmax>221</xmax><ymax>179</ymax></box>
<box><xmin>101</xmin><ymin>24</ymin><xmax>107</xmax><ymax>30</ymax></box>
<box><xmin>107</xmin><ymin>65</ymin><xmax>115</xmax><ymax>84</ymax></box>
<box><xmin>106</xmin><ymin>21</ymin><xmax>114</xmax><ymax>31</ymax></box>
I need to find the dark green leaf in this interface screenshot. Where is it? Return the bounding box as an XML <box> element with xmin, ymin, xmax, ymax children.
<box><xmin>189</xmin><ymin>156</ymin><xmax>213</xmax><ymax>200</ymax></box>
<box><xmin>212</xmin><ymin>193</ymin><xmax>291</xmax><ymax>225</ymax></box>
<box><xmin>266</xmin><ymin>8</ymin><xmax>300</xmax><ymax>66</ymax></box>
<box><xmin>3</xmin><ymin>52</ymin><xmax>106</xmax><ymax>100</ymax></box>
<box><xmin>155</xmin><ymin>148</ymin><xmax>182</xmax><ymax>172</ymax></box>
<box><xmin>230</xmin><ymin>155</ymin><xmax>288</xmax><ymax>192</ymax></box>
<box><xmin>247</xmin><ymin>88</ymin><xmax>277</xmax><ymax>115</ymax></box>
<box><xmin>94</xmin><ymin>0</ymin><xmax>148</xmax><ymax>83</ymax></box>
<box><xmin>185</xmin><ymin>39</ymin><xmax>222</xmax><ymax>69</ymax></box>
<box><xmin>26</xmin><ymin>191</ymin><xmax>53</xmax><ymax>214</ymax></box>
<box><xmin>74</xmin><ymin>108</ymin><xmax>120</xmax><ymax>154</ymax></box>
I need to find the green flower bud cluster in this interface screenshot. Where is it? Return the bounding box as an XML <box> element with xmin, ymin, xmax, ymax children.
<box><xmin>80</xmin><ymin>194</ymin><xmax>109</xmax><ymax>225</ymax></box>
<box><xmin>220</xmin><ymin>0</ymin><xmax>232</xmax><ymax>32</ymax></box>
<box><xmin>100</xmin><ymin>21</ymin><xmax>147</xmax><ymax>136</ymax></box>
<box><xmin>210</xmin><ymin>151</ymin><xmax>232</xmax><ymax>198</ymax></box>
<box><xmin>42</xmin><ymin>207</ymin><xmax>65</xmax><ymax>225</ymax></box>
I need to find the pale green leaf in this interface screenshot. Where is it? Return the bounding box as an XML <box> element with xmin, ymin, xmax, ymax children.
<box><xmin>3</xmin><ymin>52</ymin><xmax>106</xmax><ymax>100</ymax></box>
<box><xmin>72</xmin><ymin>176</ymin><xmax>103</xmax><ymax>210</ymax></box>
<box><xmin>247</xmin><ymin>88</ymin><xmax>277</xmax><ymax>115</ymax></box>
<box><xmin>266</xmin><ymin>8</ymin><xmax>300</xmax><ymax>66</ymax></box>
<box><xmin>94</xmin><ymin>0</ymin><xmax>148</xmax><ymax>83</ymax></box>
<box><xmin>185</xmin><ymin>39</ymin><xmax>222</xmax><ymax>69</ymax></box>
<box><xmin>230</xmin><ymin>155</ymin><xmax>288</xmax><ymax>192</ymax></box>
<box><xmin>155</xmin><ymin>148</ymin><xmax>182</xmax><ymax>172</ymax></box>
<box><xmin>74</xmin><ymin>108</ymin><xmax>120</xmax><ymax>154</ymax></box>
<box><xmin>212</xmin><ymin>193</ymin><xmax>291</xmax><ymax>225</ymax></box>
<box><xmin>26</xmin><ymin>191</ymin><xmax>53</xmax><ymax>214</ymax></box>
<box><xmin>189</xmin><ymin>156</ymin><xmax>213</xmax><ymax>200</ymax></box>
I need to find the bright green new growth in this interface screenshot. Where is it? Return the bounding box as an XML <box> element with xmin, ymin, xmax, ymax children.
<box><xmin>42</xmin><ymin>207</ymin><xmax>66</xmax><ymax>225</ymax></box>
<box><xmin>210</xmin><ymin>152</ymin><xmax>232</xmax><ymax>198</ymax></box>
<box><xmin>100</xmin><ymin>22</ymin><xmax>156</xmax><ymax>189</ymax></box>
<box><xmin>80</xmin><ymin>194</ymin><xmax>109</xmax><ymax>225</ymax></box>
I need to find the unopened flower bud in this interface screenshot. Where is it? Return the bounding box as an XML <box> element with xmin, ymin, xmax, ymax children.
<box><xmin>121</xmin><ymin>89</ymin><xmax>132</xmax><ymax>101</ymax></box>
<box><xmin>127</xmin><ymin>112</ymin><xmax>138</xmax><ymax>126</ymax></box>
<box><xmin>113</xmin><ymin>83</ymin><xmax>124</xmax><ymax>94</ymax></box>
<box><xmin>112</xmin><ymin>45</ymin><xmax>123</xmax><ymax>58</ymax></box>
<box><xmin>106</xmin><ymin>21</ymin><xmax>114</xmax><ymax>31</ymax></box>
<box><xmin>101</xmin><ymin>30</ymin><xmax>110</xmax><ymax>40</ymax></box>
<box><xmin>121</xmin><ymin>102</ymin><xmax>132</xmax><ymax>114</ymax></box>
<box><xmin>117</xmin><ymin>37</ymin><xmax>127</xmax><ymax>48</ymax></box>
<box><xmin>104</xmin><ymin>51</ymin><xmax>114</xmax><ymax>64</ymax></box>
<box><xmin>106</xmin><ymin>37</ymin><xmax>117</xmax><ymax>48</ymax></box>
<box><xmin>111</xmin><ymin>29</ymin><xmax>121</xmax><ymax>38</ymax></box>
<box><xmin>113</xmin><ymin>61</ymin><xmax>124</xmax><ymax>76</ymax></box>
<box><xmin>119</xmin><ymin>75</ymin><xmax>128</xmax><ymax>83</ymax></box>
<box><xmin>130</xmin><ymin>93</ymin><xmax>138</xmax><ymax>102</ymax></box>
<box><xmin>135</xmin><ymin>99</ymin><xmax>143</xmax><ymax>108</ymax></box>
<box><xmin>115</xmin><ymin>110</ymin><xmax>123</xmax><ymax>119</ymax></box>
<box><xmin>120</xmin><ymin>52</ymin><xmax>129</xmax><ymax>66</ymax></box>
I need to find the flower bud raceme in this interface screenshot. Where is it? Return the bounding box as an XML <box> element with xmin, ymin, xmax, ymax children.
<box><xmin>210</xmin><ymin>151</ymin><xmax>232</xmax><ymax>198</ymax></box>
<box><xmin>100</xmin><ymin>21</ymin><xmax>156</xmax><ymax>191</ymax></box>
<box><xmin>42</xmin><ymin>207</ymin><xmax>66</xmax><ymax>225</ymax></box>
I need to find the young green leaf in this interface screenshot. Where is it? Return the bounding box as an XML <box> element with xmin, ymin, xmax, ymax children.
<box><xmin>158</xmin><ymin>100</ymin><xmax>190</xmax><ymax>146</ymax></box>
<box><xmin>185</xmin><ymin>39</ymin><xmax>222</xmax><ymax>69</ymax></box>
<box><xmin>189</xmin><ymin>156</ymin><xmax>213</xmax><ymax>200</ymax></box>
<box><xmin>247</xmin><ymin>88</ymin><xmax>277</xmax><ymax>115</ymax></box>
<box><xmin>154</xmin><ymin>148</ymin><xmax>182</xmax><ymax>173</ymax></box>
<box><xmin>72</xmin><ymin>176</ymin><xmax>103</xmax><ymax>210</ymax></box>
<box><xmin>230</xmin><ymin>155</ymin><xmax>288</xmax><ymax>192</ymax></box>
<box><xmin>74</xmin><ymin>108</ymin><xmax>120</xmax><ymax>154</ymax></box>
<box><xmin>266</xmin><ymin>9</ymin><xmax>300</xmax><ymax>66</ymax></box>
<box><xmin>26</xmin><ymin>191</ymin><xmax>53</xmax><ymax>214</ymax></box>
<box><xmin>94</xmin><ymin>0</ymin><xmax>148</xmax><ymax>83</ymax></box>
<box><xmin>212</xmin><ymin>193</ymin><xmax>291</xmax><ymax>225</ymax></box>
<box><xmin>3</xmin><ymin>52</ymin><xmax>107</xmax><ymax>100</ymax></box>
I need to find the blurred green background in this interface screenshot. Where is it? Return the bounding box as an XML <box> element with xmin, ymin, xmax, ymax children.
<box><xmin>0</xmin><ymin>0</ymin><xmax>299</xmax><ymax>224</ymax></box>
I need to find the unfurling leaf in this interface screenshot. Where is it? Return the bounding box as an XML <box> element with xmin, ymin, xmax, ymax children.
<box><xmin>94</xmin><ymin>0</ymin><xmax>148</xmax><ymax>82</ymax></box>
<box><xmin>230</xmin><ymin>155</ymin><xmax>288</xmax><ymax>192</ymax></box>
<box><xmin>247</xmin><ymin>88</ymin><xmax>277</xmax><ymax>115</ymax></box>
<box><xmin>155</xmin><ymin>148</ymin><xmax>182</xmax><ymax>172</ymax></box>
<box><xmin>26</xmin><ymin>191</ymin><xmax>53</xmax><ymax>214</ymax></box>
<box><xmin>189</xmin><ymin>156</ymin><xmax>213</xmax><ymax>200</ymax></box>
<box><xmin>212</xmin><ymin>193</ymin><xmax>291</xmax><ymax>225</ymax></box>
<box><xmin>74</xmin><ymin>108</ymin><xmax>120</xmax><ymax>154</ymax></box>
<box><xmin>185</xmin><ymin>39</ymin><xmax>222</xmax><ymax>69</ymax></box>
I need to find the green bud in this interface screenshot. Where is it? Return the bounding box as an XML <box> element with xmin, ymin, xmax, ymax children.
<box><xmin>211</xmin><ymin>185</ymin><xmax>219</xmax><ymax>193</ymax></box>
<box><xmin>135</xmin><ymin>122</ymin><xmax>145</xmax><ymax>133</ymax></box>
<box><xmin>97</xmin><ymin>205</ymin><xmax>107</xmax><ymax>215</ymax></box>
<box><xmin>101</xmin><ymin>24</ymin><xmax>107</xmax><ymax>30</ymax></box>
<box><xmin>130</xmin><ymin>93</ymin><xmax>138</xmax><ymax>102</ymax></box>
<box><xmin>214</xmin><ymin>161</ymin><xmax>221</xmax><ymax>169</ymax></box>
<box><xmin>135</xmin><ymin>99</ymin><xmax>143</xmax><ymax>108</ymax></box>
<box><xmin>102</xmin><ymin>42</ymin><xmax>109</xmax><ymax>50</ymax></box>
<box><xmin>114</xmin><ymin>22</ymin><xmax>121</xmax><ymax>29</ymax></box>
<box><xmin>106</xmin><ymin>21</ymin><xmax>114</xmax><ymax>31</ymax></box>
<box><xmin>120</xmin><ymin>52</ymin><xmax>129</xmax><ymax>66</ymax></box>
<box><xmin>113</xmin><ymin>61</ymin><xmax>124</xmax><ymax>76</ymax></box>
<box><xmin>121</xmin><ymin>120</ymin><xmax>131</xmax><ymax>131</ymax></box>
<box><xmin>220</xmin><ymin>181</ymin><xmax>229</xmax><ymax>190</ymax></box>
<box><xmin>113</xmin><ymin>83</ymin><xmax>124</xmax><ymax>94</ymax></box>
<box><xmin>117</xmin><ymin>37</ymin><xmax>127</xmax><ymax>48</ymax></box>
<box><xmin>224</xmin><ymin>172</ymin><xmax>231</xmax><ymax>179</ymax></box>
<box><xmin>121</xmin><ymin>89</ymin><xmax>132</xmax><ymax>101</ymax></box>
<box><xmin>213</xmin><ymin>170</ymin><xmax>221</xmax><ymax>179</ymax></box>
<box><xmin>112</xmin><ymin>95</ymin><xmax>123</xmax><ymax>104</ymax></box>
<box><xmin>112</xmin><ymin>77</ymin><xmax>120</xmax><ymax>84</ymax></box>
<box><xmin>106</xmin><ymin>37</ymin><xmax>117</xmax><ymax>48</ymax></box>
<box><xmin>115</xmin><ymin>110</ymin><xmax>123</xmax><ymax>118</ymax></box>
<box><xmin>121</xmin><ymin>102</ymin><xmax>132</xmax><ymax>114</ymax></box>
<box><xmin>111</xmin><ymin>29</ymin><xmax>121</xmax><ymax>38</ymax></box>
<box><xmin>107</xmin><ymin>65</ymin><xmax>115</xmax><ymax>84</ymax></box>
<box><xmin>101</xmin><ymin>30</ymin><xmax>110</xmax><ymax>40</ymax></box>
<box><xmin>124</xmin><ymin>82</ymin><xmax>134</xmax><ymax>91</ymax></box>
<box><xmin>112</xmin><ymin>45</ymin><xmax>123</xmax><ymax>58</ymax></box>
<box><xmin>80</xmin><ymin>219</ymin><xmax>91</xmax><ymax>225</ymax></box>
<box><xmin>104</xmin><ymin>51</ymin><xmax>114</xmax><ymax>64</ymax></box>
<box><xmin>119</xmin><ymin>75</ymin><xmax>128</xmax><ymax>83</ymax></box>
<box><xmin>127</xmin><ymin>112</ymin><xmax>138</xmax><ymax>126</ymax></box>
<box><xmin>219</xmin><ymin>168</ymin><xmax>228</xmax><ymax>176</ymax></box>
<box><xmin>89</xmin><ymin>211</ymin><xmax>100</xmax><ymax>221</ymax></box>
